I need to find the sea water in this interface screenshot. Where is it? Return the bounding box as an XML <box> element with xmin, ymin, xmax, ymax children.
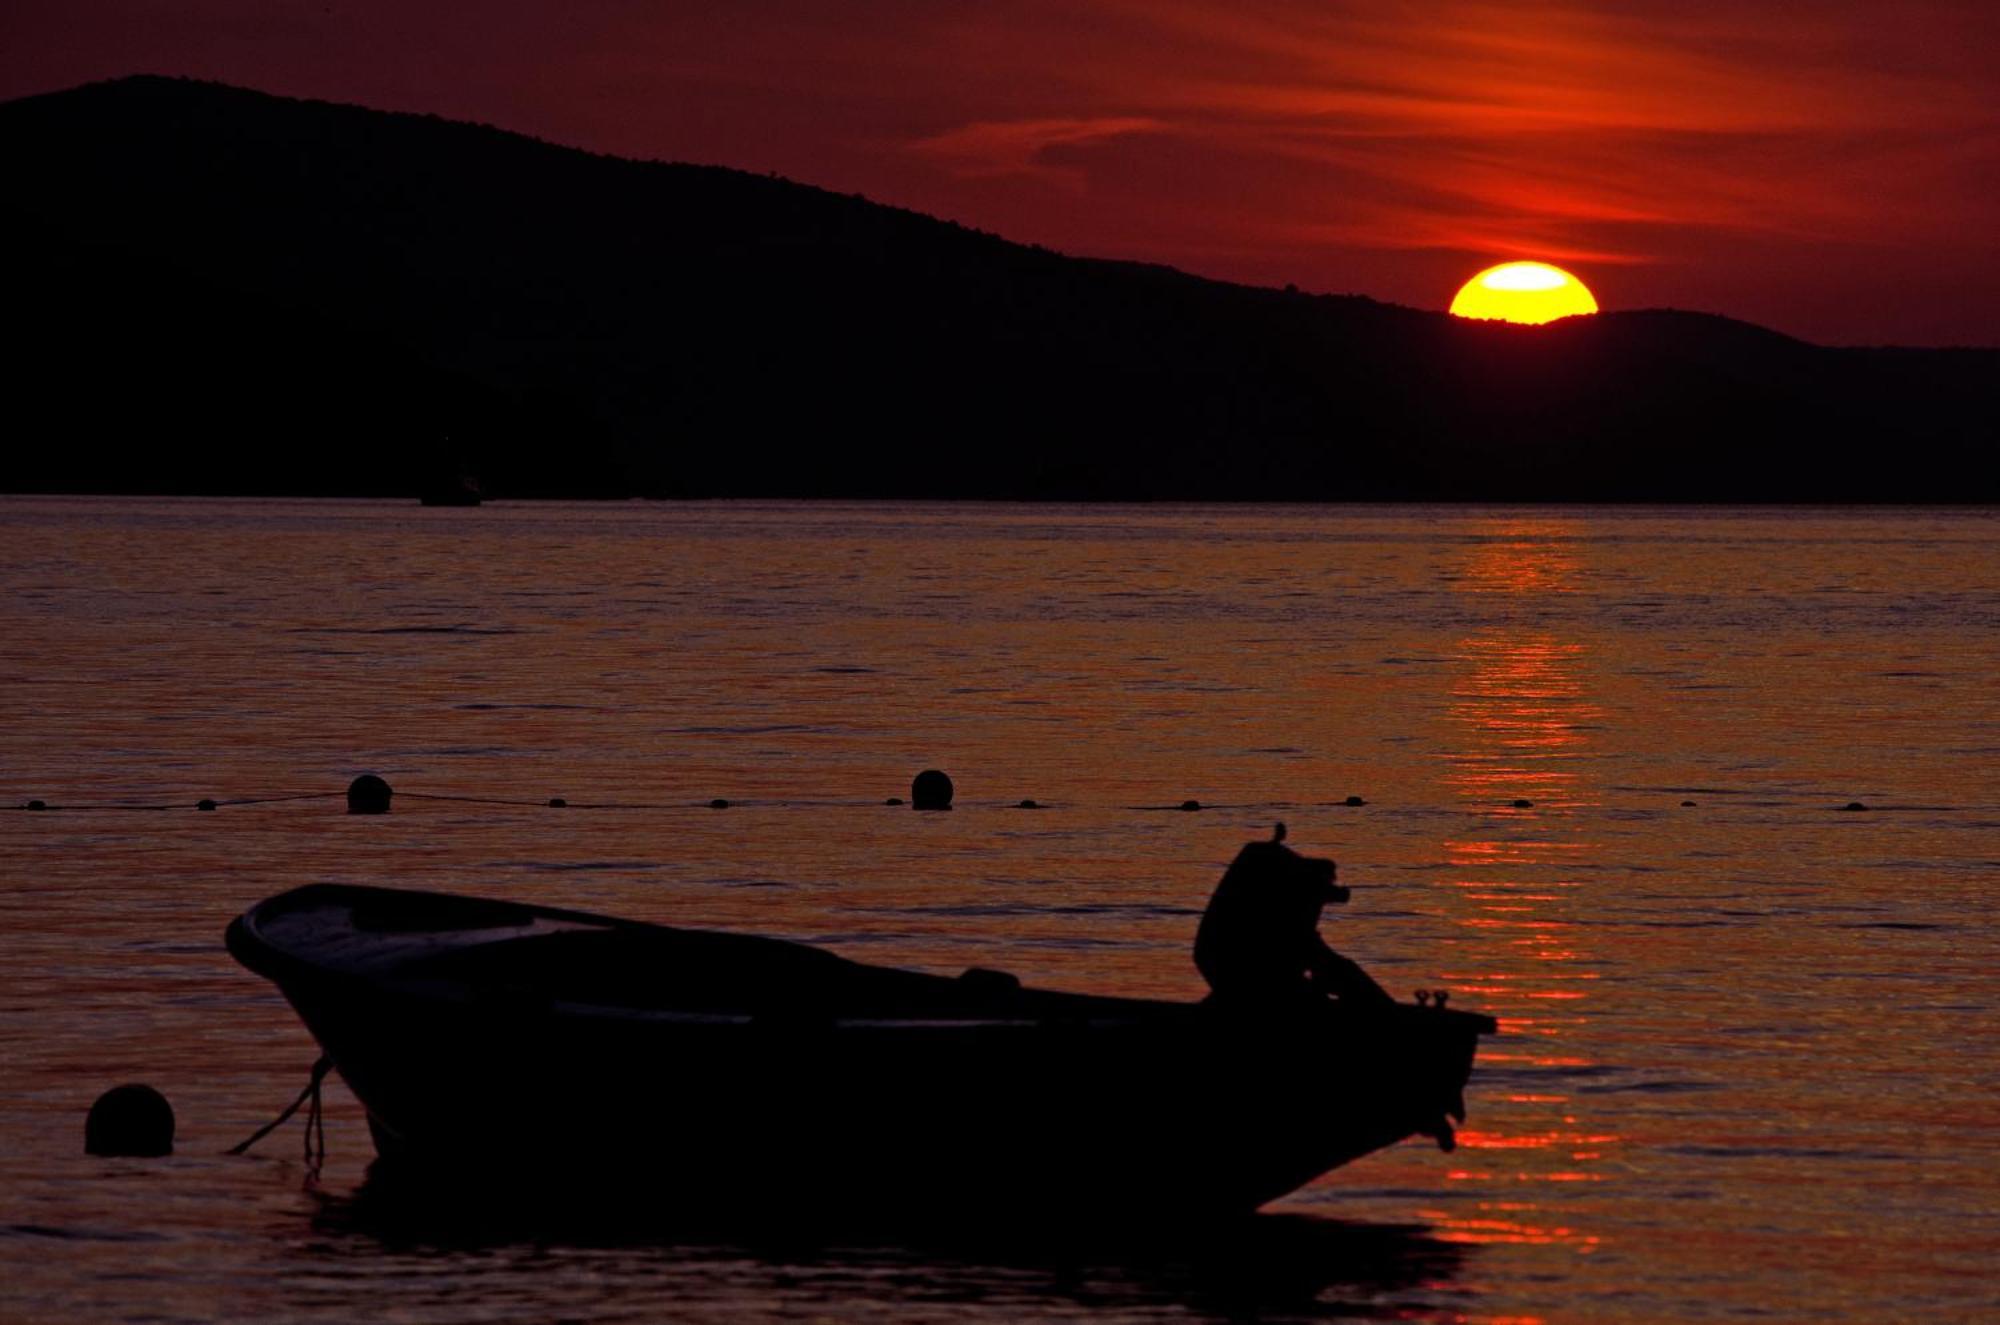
<box><xmin>1</xmin><ymin>498</ymin><xmax>1995</xmax><ymax>1323</ymax></box>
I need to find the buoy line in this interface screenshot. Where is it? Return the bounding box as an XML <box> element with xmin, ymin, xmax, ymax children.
<box><xmin>15</xmin><ymin>773</ymin><xmax>1863</xmax><ymax>816</ymax></box>
<box><xmin>9</xmin><ymin>790</ymin><xmax>1385</xmax><ymax>814</ymax></box>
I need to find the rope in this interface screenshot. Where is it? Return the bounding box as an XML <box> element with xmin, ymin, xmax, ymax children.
<box><xmin>12</xmin><ymin>801</ymin><xmax>180</xmax><ymax>812</ymax></box>
<box><xmin>0</xmin><ymin>779</ymin><xmax>1356</xmax><ymax>816</ymax></box>
<box><xmin>17</xmin><ymin>781</ymin><xmax>1850</xmax><ymax>817</ymax></box>
<box><xmin>0</xmin><ymin>794</ymin><xmax>1441</xmax><ymax>814</ymax></box>
<box><xmin>226</xmin><ymin>1054</ymin><xmax>334</xmax><ymax>1183</ymax></box>
<box><xmin>11</xmin><ymin>792</ymin><xmax>341</xmax><ymax>812</ymax></box>
<box><xmin>397</xmin><ymin>791</ymin><xmax>579</xmax><ymax>808</ymax></box>
<box><xmin>309</xmin><ymin>1066</ymin><xmax>326</xmax><ymax>1181</ymax></box>
<box><xmin>215</xmin><ymin>792</ymin><xmax>344</xmax><ymax>807</ymax></box>
<box><xmin>395</xmin><ymin>792</ymin><xmax>969</xmax><ymax>811</ymax></box>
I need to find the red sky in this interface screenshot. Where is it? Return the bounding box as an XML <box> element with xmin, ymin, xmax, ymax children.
<box><xmin>6</xmin><ymin>1</ymin><xmax>1996</xmax><ymax>345</ymax></box>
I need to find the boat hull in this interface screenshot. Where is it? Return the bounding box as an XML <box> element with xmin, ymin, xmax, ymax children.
<box><xmin>228</xmin><ymin>885</ymin><xmax>1492</xmax><ymax>1218</ymax></box>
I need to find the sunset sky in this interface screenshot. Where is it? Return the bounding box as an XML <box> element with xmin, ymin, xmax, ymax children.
<box><xmin>6</xmin><ymin>1</ymin><xmax>1995</xmax><ymax>346</ymax></box>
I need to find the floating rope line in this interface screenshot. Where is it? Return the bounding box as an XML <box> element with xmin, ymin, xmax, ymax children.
<box><xmin>398</xmin><ymin>792</ymin><xmax>726</xmax><ymax>811</ymax></box>
<box><xmin>393</xmin><ymin>792</ymin><xmax>1017</xmax><ymax>812</ymax></box>
<box><xmin>13</xmin><ymin>800</ymin><xmax>180</xmax><ymax>812</ymax></box>
<box><xmin>214</xmin><ymin>791</ymin><xmax>345</xmax><ymax>807</ymax></box>
<box><xmin>226</xmin><ymin>1054</ymin><xmax>334</xmax><ymax>1183</ymax></box>
<box><xmin>16</xmin><ymin>781</ymin><xmax>1859</xmax><ymax>816</ymax></box>
<box><xmin>0</xmin><ymin>772</ymin><xmax>1542</xmax><ymax>816</ymax></box>
<box><xmin>11</xmin><ymin>792</ymin><xmax>342</xmax><ymax>812</ymax></box>
<box><xmin>396</xmin><ymin>791</ymin><xmax>572</xmax><ymax>808</ymax></box>
<box><xmin>0</xmin><ymin>793</ymin><xmax>1493</xmax><ymax>814</ymax></box>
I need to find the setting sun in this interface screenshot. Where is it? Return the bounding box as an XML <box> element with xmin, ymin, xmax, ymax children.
<box><xmin>1449</xmin><ymin>262</ymin><xmax>1598</xmax><ymax>325</ymax></box>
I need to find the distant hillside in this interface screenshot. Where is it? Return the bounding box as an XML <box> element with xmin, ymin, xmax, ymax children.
<box><xmin>3</xmin><ymin>75</ymin><xmax>1993</xmax><ymax>500</ymax></box>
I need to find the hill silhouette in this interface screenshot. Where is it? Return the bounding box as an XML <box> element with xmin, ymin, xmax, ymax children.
<box><xmin>4</xmin><ymin>75</ymin><xmax>1993</xmax><ymax>501</ymax></box>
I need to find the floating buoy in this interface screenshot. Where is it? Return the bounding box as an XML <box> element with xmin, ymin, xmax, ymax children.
<box><xmin>710</xmin><ymin>798</ymin><xmax>731</xmax><ymax>810</ymax></box>
<box><xmin>1343</xmin><ymin>795</ymin><xmax>1366</xmax><ymax>807</ymax></box>
<box><xmin>548</xmin><ymin>797</ymin><xmax>567</xmax><ymax>808</ymax></box>
<box><xmin>196</xmin><ymin>799</ymin><xmax>218</xmax><ymax>812</ymax></box>
<box><xmin>346</xmin><ymin>774</ymin><xmax>392</xmax><ymax>815</ymax></box>
<box><xmin>1017</xmin><ymin>799</ymin><xmax>1040</xmax><ymax>809</ymax></box>
<box><xmin>1511</xmin><ymin>798</ymin><xmax>1534</xmax><ymax>809</ymax></box>
<box><xmin>1681</xmin><ymin>800</ymin><xmax>1697</xmax><ymax>808</ymax></box>
<box><xmin>884</xmin><ymin>797</ymin><xmax>905</xmax><ymax>806</ymax></box>
<box><xmin>911</xmin><ymin>769</ymin><xmax>954</xmax><ymax>811</ymax></box>
<box><xmin>25</xmin><ymin>800</ymin><xmax>47</xmax><ymax>811</ymax></box>
<box><xmin>1839</xmin><ymin>801</ymin><xmax>1869</xmax><ymax>812</ymax></box>
<box><xmin>85</xmin><ymin>1084</ymin><xmax>174</xmax><ymax>1157</ymax></box>
<box><xmin>1180</xmin><ymin>799</ymin><xmax>1202</xmax><ymax>812</ymax></box>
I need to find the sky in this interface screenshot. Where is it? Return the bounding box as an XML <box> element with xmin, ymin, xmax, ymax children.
<box><xmin>5</xmin><ymin>1</ymin><xmax>1996</xmax><ymax>346</ymax></box>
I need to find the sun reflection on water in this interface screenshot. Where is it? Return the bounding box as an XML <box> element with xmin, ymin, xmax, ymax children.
<box><xmin>1427</xmin><ymin>524</ymin><xmax>1613</xmax><ymax>1253</ymax></box>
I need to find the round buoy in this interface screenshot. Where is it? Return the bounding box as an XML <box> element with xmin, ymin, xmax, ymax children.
<box><xmin>1344</xmin><ymin>795</ymin><xmax>1366</xmax><ymax>807</ymax></box>
<box><xmin>1180</xmin><ymin>799</ymin><xmax>1202</xmax><ymax>812</ymax></box>
<box><xmin>911</xmin><ymin>769</ymin><xmax>954</xmax><ymax>811</ymax></box>
<box><xmin>196</xmin><ymin>799</ymin><xmax>218</xmax><ymax>812</ymax></box>
<box><xmin>885</xmin><ymin>797</ymin><xmax>905</xmax><ymax>806</ymax></box>
<box><xmin>85</xmin><ymin>1084</ymin><xmax>174</xmax><ymax>1157</ymax></box>
<box><xmin>1840</xmin><ymin>801</ymin><xmax>1869</xmax><ymax>812</ymax></box>
<box><xmin>346</xmin><ymin>774</ymin><xmax>392</xmax><ymax>815</ymax></box>
<box><xmin>26</xmin><ymin>800</ymin><xmax>47</xmax><ymax>812</ymax></box>
<box><xmin>710</xmin><ymin>798</ymin><xmax>731</xmax><ymax>810</ymax></box>
<box><xmin>1681</xmin><ymin>800</ymin><xmax>1697</xmax><ymax>808</ymax></box>
<box><xmin>548</xmin><ymin>797</ymin><xmax>567</xmax><ymax>808</ymax></box>
<box><xmin>1017</xmin><ymin>799</ymin><xmax>1040</xmax><ymax>809</ymax></box>
<box><xmin>1511</xmin><ymin>798</ymin><xmax>1534</xmax><ymax>809</ymax></box>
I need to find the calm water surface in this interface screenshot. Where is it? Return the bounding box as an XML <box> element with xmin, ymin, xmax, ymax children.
<box><xmin>2</xmin><ymin>499</ymin><xmax>1996</xmax><ymax>1323</ymax></box>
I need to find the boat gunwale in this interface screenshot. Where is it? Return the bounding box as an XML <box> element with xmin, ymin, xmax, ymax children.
<box><xmin>228</xmin><ymin>882</ymin><xmax>1497</xmax><ymax>1037</ymax></box>
<box><xmin>225</xmin><ymin>882</ymin><xmax>1199</xmax><ymax>1031</ymax></box>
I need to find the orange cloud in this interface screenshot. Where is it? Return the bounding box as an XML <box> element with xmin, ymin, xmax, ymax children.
<box><xmin>6</xmin><ymin>0</ymin><xmax>1994</xmax><ymax>341</ymax></box>
<box><xmin>910</xmin><ymin>115</ymin><xmax>1166</xmax><ymax>181</ymax></box>
<box><xmin>1072</xmin><ymin>1</ymin><xmax>1996</xmax><ymax>250</ymax></box>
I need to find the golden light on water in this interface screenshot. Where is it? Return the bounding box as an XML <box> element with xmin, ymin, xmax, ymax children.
<box><xmin>1423</xmin><ymin>523</ymin><xmax>1613</xmax><ymax>1253</ymax></box>
<box><xmin>1449</xmin><ymin>262</ymin><xmax>1599</xmax><ymax>325</ymax></box>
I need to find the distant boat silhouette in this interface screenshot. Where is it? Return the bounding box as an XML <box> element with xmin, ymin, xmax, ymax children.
<box><xmin>227</xmin><ymin>883</ymin><xmax>1496</xmax><ymax>1218</ymax></box>
<box><xmin>418</xmin><ymin>472</ymin><xmax>482</xmax><ymax>507</ymax></box>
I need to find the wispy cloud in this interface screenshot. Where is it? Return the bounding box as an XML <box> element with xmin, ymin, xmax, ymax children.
<box><xmin>8</xmin><ymin>0</ymin><xmax>1992</xmax><ymax>339</ymax></box>
<box><xmin>910</xmin><ymin>115</ymin><xmax>1166</xmax><ymax>182</ymax></box>
<box><xmin>899</xmin><ymin>2</ymin><xmax>1995</xmax><ymax>265</ymax></box>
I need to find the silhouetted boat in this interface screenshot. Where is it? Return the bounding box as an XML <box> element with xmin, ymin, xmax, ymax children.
<box><xmin>418</xmin><ymin>480</ymin><xmax>484</xmax><ymax>506</ymax></box>
<box><xmin>227</xmin><ymin>883</ymin><xmax>1496</xmax><ymax>1218</ymax></box>
<box><xmin>417</xmin><ymin>473</ymin><xmax>482</xmax><ymax>506</ymax></box>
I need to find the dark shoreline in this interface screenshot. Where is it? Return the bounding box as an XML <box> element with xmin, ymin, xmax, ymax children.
<box><xmin>7</xmin><ymin>76</ymin><xmax>1995</xmax><ymax>506</ymax></box>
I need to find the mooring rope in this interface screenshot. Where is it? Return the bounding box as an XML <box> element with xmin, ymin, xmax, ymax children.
<box><xmin>226</xmin><ymin>1054</ymin><xmax>334</xmax><ymax>1181</ymax></box>
<box><xmin>308</xmin><ymin>1065</ymin><xmax>327</xmax><ymax>1180</ymax></box>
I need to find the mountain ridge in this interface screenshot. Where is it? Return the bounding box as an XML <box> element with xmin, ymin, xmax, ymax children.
<box><xmin>4</xmin><ymin>75</ymin><xmax>1993</xmax><ymax>501</ymax></box>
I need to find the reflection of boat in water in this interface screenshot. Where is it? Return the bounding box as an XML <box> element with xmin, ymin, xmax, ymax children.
<box><xmin>227</xmin><ymin>884</ymin><xmax>1496</xmax><ymax>1218</ymax></box>
<box><xmin>316</xmin><ymin>1176</ymin><xmax>1469</xmax><ymax>1317</ymax></box>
